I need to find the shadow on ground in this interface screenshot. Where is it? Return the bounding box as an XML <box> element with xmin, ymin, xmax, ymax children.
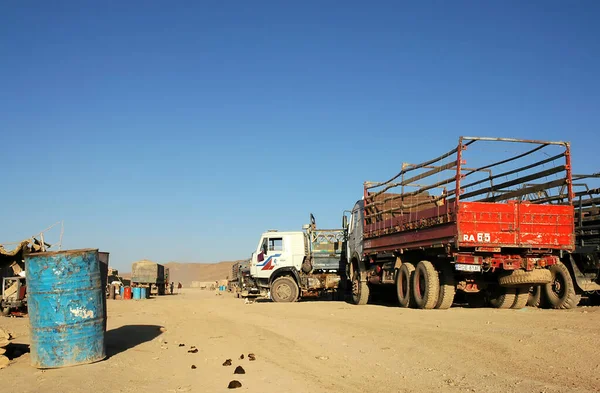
<box><xmin>105</xmin><ymin>325</ymin><xmax>163</xmax><ymax>358</ymax></box>
<box><xmin>4</xmin><ymin>343</ymin><xmax>30</xmax><ymax>360</ymax></box>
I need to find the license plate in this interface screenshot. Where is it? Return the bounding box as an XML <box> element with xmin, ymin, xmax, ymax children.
<box><xmin>454</xmin><ymin>263</ymin><xmax>482</xmax><ymax>272</ymax></box>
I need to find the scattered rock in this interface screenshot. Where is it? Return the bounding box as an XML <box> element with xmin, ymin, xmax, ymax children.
<box><xmin>0</xmin><ymin>348</ymin><xmax>5</xmax><ymax>355</ymax></box>
<box><xmin>227</xmin><ymin>380</ymin><xmax>242</xmax><ymax>389</ymax></box>
<box><xmin>0</xmin><ymin>355</ymin><xmax>9</xmax><ymax>369</ymax></box>
<box><xmin>187</xmin><ymin>348</ymin><xmax>198</xmax><ymax>353</ymax></box>
<box><xmin>239</xmin><ymin>354</ymin><xmax>244</xmax><ymax>360</ymax></box>
<box><xmin>179</xmin><ymin>343</ymin><xmax>185</xmax><ymax>347</ymax></box>
<box><xmin>234</xmin><ymin>365</ymin><xmax>245</xmax><ymax>374</ymax></box>
<box><xmin>248</xmin><ymin>353</ymin><xmax>256</xmax><ymax>361</ymax></box>
<box><xmin>316</xmin><ymin>356</ymin><xmax>329</xmax><ymax>360</ymax></box>
<box><xmin>0</xmin><ymin>328</ymin><xmax>10</xmax><ymax>340</ymax></box>
<box><xmin>191</xmin><ymin>365</ymin><xmax>197</xmax><ymax>369</ymax></box>
<box><xmin>159</xmin><ymin>327</ymin><xmax>167</xmax><ymax>333</ymax></box>
<box><xmin>223</xmin><ymin>359</ymin><xmax>232</xmax><ymax>366</ymax></box>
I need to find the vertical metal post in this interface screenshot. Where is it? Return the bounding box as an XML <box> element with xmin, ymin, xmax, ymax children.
<box><xmin>455</xmin><ymin>137</ymin><xmax>464</xmax><ymax>204</ymax></box>
<box><xmin>564</xmin><ymin>142</ymin><xmax>574</xmax><ymax>203</ymax></box>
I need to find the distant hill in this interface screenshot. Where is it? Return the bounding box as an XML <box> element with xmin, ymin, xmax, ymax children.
<box><xmin>121</xmin><ymin>260</ymin><xmax>243</xmax><ymax>287</ymax></box>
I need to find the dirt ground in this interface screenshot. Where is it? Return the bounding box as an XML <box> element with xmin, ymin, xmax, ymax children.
<box><xmin>1</xmin><ymin>289</ymin><xmax>600</xmax><ymax>393</ymax></box>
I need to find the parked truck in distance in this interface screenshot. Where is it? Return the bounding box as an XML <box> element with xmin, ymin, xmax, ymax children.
<box><xmin>131</xmin><ymin>260</ymin><xmax>166</xmax><ymax>296</ymax></box>
<box><xmin>346</xmin><ymin>137</ymin><xmax>575</xmax><ymax>309</ymax></box>
<box><xmin>242</xmin><ymin>214</ymin><xmax>346</xmax><ymax>302</ymax></box>
<box><xmin>529</xmin><ymin>173</ymin><xmax>600</xmax><ymax>308</ymax></box>
<box><xmin>229</xmin><ymin>259</ymin><xmax>250</xmax><ymax>297</ymax></box>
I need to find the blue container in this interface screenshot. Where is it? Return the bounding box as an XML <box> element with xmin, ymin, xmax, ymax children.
<box><xmin>120</xmin><ymin>286</ymin><xmax>124</xmax><ymax>297</ymax></box>
<box><xmin>132</xmin><ymin>287</ymin><xmax>142</xmax><ymax>300</ymax></box>
<box><xmin>140</xmin><ymin>287</ymin><xmax>147</xmax><ymax>299</ymax></box>
<box><xmin>25</xmin><ymin>249</ymin><xmax>106</xmax><ymax>369</ymax></box>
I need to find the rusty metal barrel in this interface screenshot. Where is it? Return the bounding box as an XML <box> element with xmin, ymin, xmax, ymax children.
<box><xmin>25</xmin><ymin>249</ymin><xmax>106</xmax><ymax>368</ymax></box>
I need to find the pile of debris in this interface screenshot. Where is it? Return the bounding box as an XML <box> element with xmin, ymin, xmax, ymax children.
<box><xmin>0</xmin><ymin>327</ymin><xmax>11</xmax><ymax>368</ymax></box>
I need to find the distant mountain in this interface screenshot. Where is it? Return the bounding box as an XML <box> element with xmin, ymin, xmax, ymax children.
<box><xmin>120</xmin><ymin>260</ymin><xmax>245</xmax><ymax>286</ymax></box>
<box><xmin>164</xmin><ymin>261</ymin><xmax>242</xmax><ymax>286</ymax></box>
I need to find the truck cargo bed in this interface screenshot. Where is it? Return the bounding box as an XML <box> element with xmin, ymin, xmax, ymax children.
<box><xmin>363</xmin><ymin>137</ymin><xmax>575</xmax><ymax>255</ymax></box>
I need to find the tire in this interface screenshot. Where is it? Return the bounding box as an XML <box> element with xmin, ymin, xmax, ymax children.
<box><xmin>527</xmin><ymin>285</ymin><xmax>542</xmax><ymax>307</ymax></box>
<box><xmin>435</xmin><ymin>265</ymin><xmax>456</xmax><ymax>310</ymax></box>
<box><xmin>543</xmin><ymin>261</ymin><xmax>581</xmax><ymax>309</ymax></box>
<box><xmin>511</xmin><ymin>287</ymin><xmax>529</xmax><ymax>309</ymax></box>
<box><xmin>396</xmin><ymin>263</ymin><xmax>415</xmax><ymax>308</ymax></box>
<box><xmin>351</xmin><ymin>274</ymin><xmax>370</xmax><ymax>306</ymax></box>
<box><xmin>270</xmin><ymin>276</ymin><xmax>299</xmax><ymax>303</ymax></box>
<box><xmin>489</xmin><ymin>286</ymin><xmax>517</xmax><ymax>309</ymax></box>
<box><xmin>499</xmin><ymin>269</ymin><xmax>552</xmax><ymax>286</ymax></box>
<box><xmin>412</xmin><ymin>261</ymin><xmax>440</xmax><ymax>309</ymax></box>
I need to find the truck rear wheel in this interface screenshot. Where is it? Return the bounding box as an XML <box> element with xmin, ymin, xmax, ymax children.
<box><xmin>544</xmin><ymin>262</ymin><xmax>581</xmax><ymax>309</ymax></box>
<box><xmin>270</xmin><ymin>276</ymin><xmax>299</xmax><ymax>303</ymax></box>
<box><xmin>527</xmin><ymin>285</ymin><xmax>542</xmax><ymax>307</ymax></box>
<box><xmin>396</xmin><ymin>263</ymin><xmax>415</xmax><ymax>308</ymax></box>
<box><xmin>489</xmin><ymin>286</ymin><xmax>516</xmax><ymax>309</ymax></box>
<box><xmin>435</xmin><ymin>265</ymin><xmax>455</xmax><ymax>310</ymax></box>
<box><xmin>412</xmin><ymin>261</ymin><xmax>440</xmax><ymax>309</ymax></box>
<box><xmin>511</xmin><ymin>287</ymin><xmax>529</xmax><ymax>309</ymax></box>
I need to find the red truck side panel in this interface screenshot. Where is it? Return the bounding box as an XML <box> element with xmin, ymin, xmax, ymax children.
<box><xmin>457</xmin><ymin>201</ymin><xmax>574</xmax><ymax>251</ymax></box>
<box><xmin>363</xmin><ymin>201</ymin><xmax>574</xmax><ymax>254</ymax></box>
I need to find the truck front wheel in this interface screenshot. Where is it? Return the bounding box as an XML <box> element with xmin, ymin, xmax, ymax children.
<box><xmin>351</xmin><ymin>273</ymin><xmax>370</xmax><ymax>306</ymax></box>
<box><xmin>544</xmin><ymin>262</ymin><xmax>581</xmax><ymax>309</ymax></box>
<box><xmin>270</xmin><ymin>277</ymin><xmax>299</xmax><ymax>303</ymax></box>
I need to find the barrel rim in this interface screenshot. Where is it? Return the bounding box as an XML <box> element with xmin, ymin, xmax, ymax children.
<box><xmin>24</xmin><ymin>248</ymin><xmax>99</xmax><ymax>258</ymax></box>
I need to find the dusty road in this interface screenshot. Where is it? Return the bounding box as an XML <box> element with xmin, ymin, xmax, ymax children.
<box><xmin>1</xmin><ymin>289</ymin><xmax>600</xmax><ymax>393</ymax></box>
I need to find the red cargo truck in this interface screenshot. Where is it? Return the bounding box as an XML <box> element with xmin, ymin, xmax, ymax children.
<box><xmin>345</xmin><ymin>137</ymin><xmax>575</xmax><ymax>309</ymax></box>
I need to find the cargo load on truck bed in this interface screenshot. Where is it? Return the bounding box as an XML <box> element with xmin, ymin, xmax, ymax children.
<box><xmin>132</xmin><ymin>260</ymin><xmax>165</xmax><ymax>284</ymax></box>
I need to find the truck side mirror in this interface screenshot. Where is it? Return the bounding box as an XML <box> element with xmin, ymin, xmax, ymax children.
<box><xmin>342</xmin><ymin>215</ymin><xmax>348</xmax><ymax>228</ymax></box>
<box><xmin>257</xmin><ymin>252</ymin><xmax>265</xmax><ymax>262</ymax></box>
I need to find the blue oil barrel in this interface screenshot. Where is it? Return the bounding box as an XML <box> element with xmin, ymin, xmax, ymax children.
<box><xmin>25</xmin><ymin>249</ymin><xmax>106</xmax><ymax>368</ymax></box>
<box><xmin>132</xmin><ymin>287</ymin><xmax>141</xmax><ymax>299</ymax></box>
<box><xmin>140</xmin><ymin>287</ymin><xmax>147</xmax><ymax>299</ymax></box>
<box><xmin>120</xmin><ymin>286</ymin><xmax>124</xmax><ymax>297</ymax></box>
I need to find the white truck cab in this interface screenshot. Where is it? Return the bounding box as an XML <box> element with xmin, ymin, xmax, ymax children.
<box><xmin>250</xmin><ymin>230</ymin><xmax>306</xmax><ymax>280</ymax></box>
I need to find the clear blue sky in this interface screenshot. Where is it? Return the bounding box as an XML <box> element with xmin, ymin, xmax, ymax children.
<box><xmin>1</xmin><ymin>1</ymin><xmax>599</xmax><ymax>271</ymax></box>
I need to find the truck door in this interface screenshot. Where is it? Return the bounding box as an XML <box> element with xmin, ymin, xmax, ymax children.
<box><xmin>347</xmin><ymin>201</ymin><xmax>364</xmax><ymax>260</ymax></box>
<box><xmin>254</xmin><ymin>235</ymin><xmax>284</xmax><ymax>278</ymax></box>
